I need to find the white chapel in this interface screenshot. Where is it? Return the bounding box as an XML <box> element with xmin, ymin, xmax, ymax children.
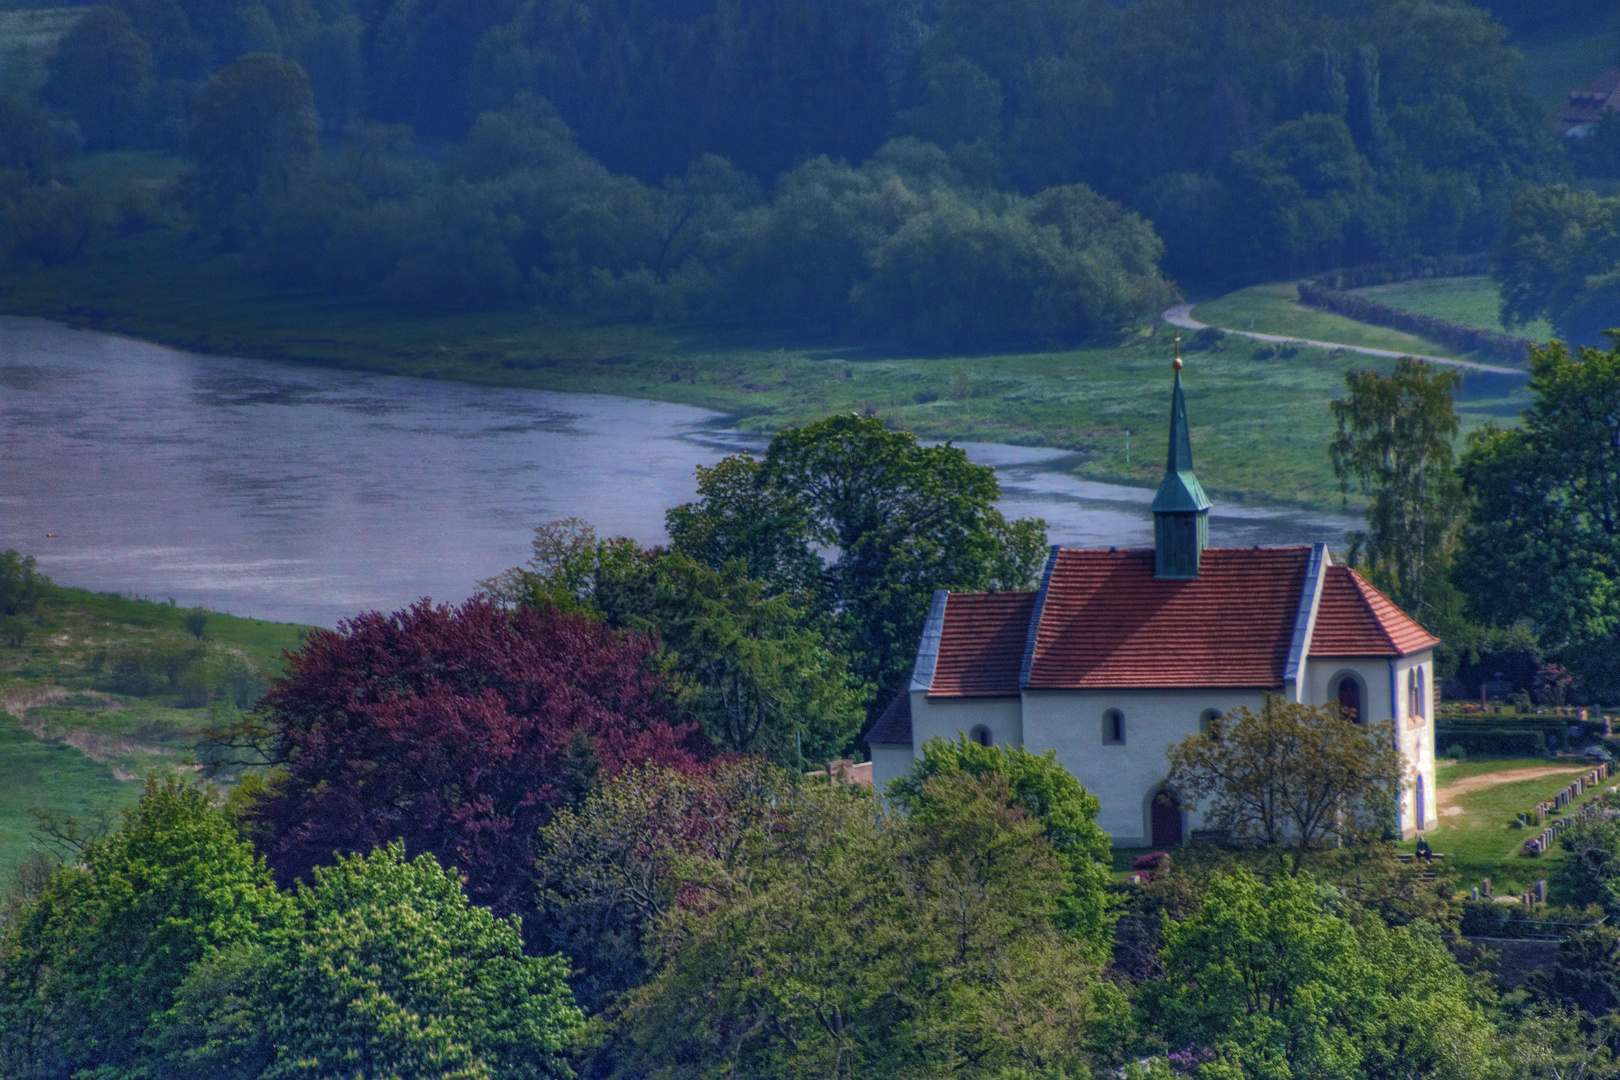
<box><xmin>865</xmin><ymin>358</ymin><xmax>1439</xmax><ymax>847</ymax></box>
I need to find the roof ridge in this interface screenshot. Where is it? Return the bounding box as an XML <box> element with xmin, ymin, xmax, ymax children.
<box><xmin>1020</xmin><ymin>546</ymin><xmax>1060</xmax><ymax>690</ymax></box>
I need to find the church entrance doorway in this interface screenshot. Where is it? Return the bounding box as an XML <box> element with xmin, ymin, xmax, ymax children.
<box><xmin>1151</xmin><ymin>790</ymin><xmax>1183</xmax><ymax>847</ymax></box>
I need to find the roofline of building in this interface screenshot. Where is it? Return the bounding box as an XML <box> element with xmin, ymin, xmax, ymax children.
<box><xmin>909</xmin><ymin>589</ymin><xmax>950</xmax><ymax>694</ymax></box>
<box><xmin>1018</xmin><ymin>546</ymin><xmax>1060</xmax><ymax>690</ymax></box>
<box><xmin>1282</xmin><ymin>542</ymin><xmax>1330</xmax><ymax>697</ymax></box>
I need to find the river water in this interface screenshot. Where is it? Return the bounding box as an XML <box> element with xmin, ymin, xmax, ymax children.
<box><xmin>0</xmin><ymin>317</ymin><xmax>1358</xmax><ymax>626</ymax></box>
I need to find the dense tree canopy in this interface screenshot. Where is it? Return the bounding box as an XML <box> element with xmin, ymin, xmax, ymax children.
<box><xmin>223</xmin><ymin>597</ymin><xmax>699</xmax><ymax>922</ymax></box>
<box><xmin>669</xmin><ymin>414</ymin><xmax>1048</xmax><ymax>717</ymax></box>
<box><xmin>1455</xmin><ymin>338</ymin><xmax>1620</xmax><ymax>700</ymax></box>
<box><xmin>0</xmin><ymin>781</ymin><xmax>290</xmax><ymax>1080</ymax></box>
<box><xmin>1495</xmin><ymin>186</ymin><xmax>1620</xmax><ymax>347</ymax></box>
<box><xmin>13</xmin><ymin>0</ymin><xmax>1568</xmax><ymax>343</ymax></box>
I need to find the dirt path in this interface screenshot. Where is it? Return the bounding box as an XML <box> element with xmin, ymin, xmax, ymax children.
<box><xmin>1162</xmin><ymin>302</ymin><xmax>1526</xmax><ymax>377</ymax></box>
<box><xmin>1436</xmin><ymin>765</ymin><xmax>1593</xmax><ymax>817</ymax></box>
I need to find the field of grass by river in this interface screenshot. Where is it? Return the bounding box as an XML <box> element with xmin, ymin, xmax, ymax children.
<box><xmin>0</xmin><ymin>584</ymin><xmax>309</xmax><ymax>875</ymax></box>
<box><xmin>1349</xmin><ymin>276</ymin><xmax>1557</xmax><ymax>342</ymax></box>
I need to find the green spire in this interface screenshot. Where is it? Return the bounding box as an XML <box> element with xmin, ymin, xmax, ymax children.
<box><xmin>1151</xmin><ymin>365</ymin><xmax>1211</xmax><ymax>514</ymax></box>
<box><xmin>1152</xmin><ymin>345</ymin><xmax>1210</xmax><ymax>579</ymax></box>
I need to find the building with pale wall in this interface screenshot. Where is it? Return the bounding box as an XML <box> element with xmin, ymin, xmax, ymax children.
<box><xmin>865</xmin><ymin>359</ymin><xmax>1438</xmax><ymax>847</ymax></box>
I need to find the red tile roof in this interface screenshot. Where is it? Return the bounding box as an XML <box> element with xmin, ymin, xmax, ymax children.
<box><xmin>1026</xmin><ymin>547</ymin><xmax>1311</xmax><ymax>690</ymax></box>
<box><xmin>1563</xmin><ymin>69</ymin><xmax>1620</xmax><ymax>126</ymax></box>
<box><xmin>929</xmin><ymin>592</ymin><xmax>1035</xmax><ymax>697</ymax></box>
<box><xmin>1310</xmin><ymin>566</ymin><xmax>1440</xmax><ymax>657</ymax></box>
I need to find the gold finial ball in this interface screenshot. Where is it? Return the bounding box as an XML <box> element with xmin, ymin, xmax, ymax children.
<box><xmin>1173</xmin><ymin>357</ymin><xmax>1184</xmax><ymax>371</ymax></box>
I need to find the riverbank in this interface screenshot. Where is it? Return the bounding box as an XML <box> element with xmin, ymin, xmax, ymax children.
<box><xmin>3</xmin><ymin>223</ymin><xmax>1399</xmax><ymax>512</ymax></box>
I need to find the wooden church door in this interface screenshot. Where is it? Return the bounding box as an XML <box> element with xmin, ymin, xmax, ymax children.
<box><xmin>1151</xmin><ymin>790</ymin><xmax>1183</xmax><ymax>847</ymax></box>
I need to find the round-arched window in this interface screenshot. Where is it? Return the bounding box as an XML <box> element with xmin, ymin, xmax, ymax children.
<box><xmin>969</xmin><ymin>725</ymin><xmax>992</xmax><ymax>747</ymax></box>
<box><xmin>1200</xmin><ymin>708</ymin><xmax>1222</xmax><ymax>738</ymax></box>
<box><xmin>1337</xmin><ymin>675</ymin><xmax>1362</xmax><ymax>723</ymax></box>
<box><xmin>1103</xmin><ymin>709</ymin><xmax>1125</xmax><ymax>745</ymax></box>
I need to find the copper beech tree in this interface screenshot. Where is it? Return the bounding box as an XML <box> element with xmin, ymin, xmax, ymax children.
<box><xmin>209</xmin><ymin>597</ymin><xmax>703</xmax><ymax>924</ymax></box>
<box><xmin>1164</xmin><ymin>696</ymin><xmax>1405</xmax><ymax>867</ymax></box>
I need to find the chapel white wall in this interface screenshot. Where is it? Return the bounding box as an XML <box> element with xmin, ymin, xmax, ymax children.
<box><xmin>869</xmin><ymin>743</ymin><xmax>916</xmax><ymax>791</ymax></box>
<box><xmin>909</xmin><ymin>692</ymin><xmax>1025</xmax><ymax>753</ymax></box>
<box><xmin>1021</xmin><ymin>688</ymin><xmax>1265</xmax><ymax>847</ymax></box>
<box><xmin>1303</xmin><ymin>650</ymin><xmax>1436</xmax><ymax>838</ymax></box>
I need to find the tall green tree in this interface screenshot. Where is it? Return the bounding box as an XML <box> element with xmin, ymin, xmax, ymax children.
<box><xmin>1455</xmin><ymin>338</ymin><xmax>1620</xmax><ymax>699</ymax></box>
<box><xmin>160</xmin><ymin>844</ymin><xmax>584</xmax><ymax>1080</ymax></box>
<box><xmin>1330</xmin><ymin>357</ymin><xmax>1465</xmax><ymax>624</ymax></box>
<box><xmin>671</xmin><ymin>415</ymin><xmax>1048</xmax><ymax>716</ymax></box>
<box><xmin>0</xmin><ymin>781</ymin><xmax>290</xmax><ymax>1080</ymax></box>
<box><xmin>40</xmin><ymin>7</ymin><xmax>153</xmax><ymax>150</ymax></box>
<box><xmin>185</xmin><ymin>52</ymin><xmax>319</xmax><ymax>236</ymax></box>
<box><xmin>1495</xmin><ymin>185</ymin><xmax>1620</xmax><ymax>346</ymax></box>
<box><xmin>888</xmin><ymin>734</ymin><xmax>1115</xmax><ymax>955</ymax></box>
<box><xmin>1164</xmin><ymin>697</ymin><xmax>1405</xmax><ymax>867</ymax></box>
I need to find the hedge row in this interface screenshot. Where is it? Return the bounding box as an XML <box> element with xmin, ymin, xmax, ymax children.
<box><xmin>1309</xmin><ymin>254</ymin><xmax>1493</xmax><ymax>291</ymax></box>
<box><xmin>1296</xmin><ymin>280</ymin><xmax>1532</xmax><ymax>365</ymax></box>
<box><xmin>1436</xmin><ymin>728</ymin><xmax>1548</xmax><ymax>756</ymax></box>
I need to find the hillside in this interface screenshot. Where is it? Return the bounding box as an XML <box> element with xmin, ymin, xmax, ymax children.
<box><xmin>0</xmin><ymin>580</ymin><xmax>309</xmax><ymax>876</ymax></box>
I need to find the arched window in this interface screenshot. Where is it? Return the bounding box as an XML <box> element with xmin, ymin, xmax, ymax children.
<box><xmin>1408</xmin><ymin>667</ymin><xmax>1427</xmax><ymax>722</ymax></box>
<box><xmin>1337</xmin><ymin>675</ymin><xmax>1362</xmax><ymax>723</ymax></box>
<box><xmin>969</xmin><ymin>724</ymin><xmax>992</xmax><ymax>747</ymax></box>
<box><xmin>1103</xmin><ymin>709</ymin><xmax>1126</xmax><ymax>745</ymax></box>
<box><xmin>1200</xmin><ymin>708</ymin><xmax>1222</xmax><ymax>739</ymax></box>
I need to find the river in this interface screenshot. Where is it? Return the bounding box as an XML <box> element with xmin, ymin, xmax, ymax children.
<box><xmin>0</xmin><ymin>317</ymin><xmax>1358</xmax><ymax>626</ymax></box>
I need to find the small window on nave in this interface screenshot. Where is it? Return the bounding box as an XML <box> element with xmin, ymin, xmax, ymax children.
<box><xmin>969</xmin><ymin>724</ymin><xmax>992</xmax><ymax>747</ymax></box>
<box><xmin>1200</xmin><ymin>708</ymin><xmax>1222</xmax><ymax>739</ymax></box>
<box><xmin>1103</xmin><ymin>709</ymin><xmax>1125</xmax><ymax>745</ymax></box>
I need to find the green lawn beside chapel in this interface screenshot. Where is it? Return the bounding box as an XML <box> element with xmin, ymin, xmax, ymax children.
<box><xmin>1422</xmin><ymin>757</ymin><xmax>1614</xmax><ymax>895</ymax></box>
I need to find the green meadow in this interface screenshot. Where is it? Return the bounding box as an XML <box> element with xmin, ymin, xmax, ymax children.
<box><xmin>0</xmin><ymin>583</ymin><xmax>310</xmax><ymax>876</ymax></box>
<box><xmin>1349</xmin><ymin>276</ymin><xmax>1557</xmax><ymax>343</ymax></box>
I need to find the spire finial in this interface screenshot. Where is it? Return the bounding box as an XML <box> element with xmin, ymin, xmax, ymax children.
<box><xmin>1173</xmin><ymin>331</ymin><xmax>1183</xmax><ymax>371</ymax></box>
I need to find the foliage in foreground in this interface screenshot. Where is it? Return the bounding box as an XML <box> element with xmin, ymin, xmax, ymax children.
<box><xmin>1165</xmin><ymin>697</ymin><xmax>1404</xmax><ymax>864</ymax></box>
<box><xmin>1455</xmin><ymin>337</ymin><xmax>1620</xmax><ymax>701</ymax></box>
<box><xmin>0</xmin><ymin>784</ymin><xmax>584</xmax><ymax>1080</ymax></box>
<box><xmin>601</xmin><ymin>770</ymin><xmax>1113</xmax><ymax>1080</ymax></box>
<box><xmin>888</xmin><ymin>734</ymin><xmax>1115</xmax><ymax>955</ymax></box>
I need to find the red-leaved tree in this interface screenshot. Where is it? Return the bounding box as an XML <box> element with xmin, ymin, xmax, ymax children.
<box><xmin>246</xmin><ymin>598</ymin><xmax>702</xmax><ymax>921</ymax></box>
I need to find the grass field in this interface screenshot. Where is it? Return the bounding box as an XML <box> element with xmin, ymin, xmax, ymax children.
<box><xmin>1350</xmin><ymin>276</ymin><xmax>1557</xmax><ymax>343</ymax></box>
<box><xmin>1424</xmin><ymin>757</ymin><xmax>1612</xmax><ymax>894</ymax></box>
<box><xmin>0</xmin><ymin>583</ymin><xmax>310</xmax><ymax>876</ymax></box>
<box><xmin>1193</xmin><ymin>282</ymin><xmax>1477</xmax><ymax>359</ymax></box>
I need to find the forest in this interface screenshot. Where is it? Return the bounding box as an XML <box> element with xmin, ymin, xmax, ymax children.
<box><xmin>0</xmin><ymin>0</ymin><xmax>1609</xmax><ymax>347</ymax></box>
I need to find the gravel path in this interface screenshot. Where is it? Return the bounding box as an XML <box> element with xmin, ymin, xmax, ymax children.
<box><xmin>1162</xmin><ymin>303</ymin><xmax>1527</xmax><ymax>377</ymax></box>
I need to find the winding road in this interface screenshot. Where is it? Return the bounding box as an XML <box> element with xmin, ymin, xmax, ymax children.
<box><xmin>1162</xmin><ymin>303</ymin><xmax>1527</xmax><ymax>377</ymax></box>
